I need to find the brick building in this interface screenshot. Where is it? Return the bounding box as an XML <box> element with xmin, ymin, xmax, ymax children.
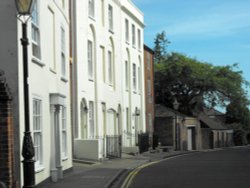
<box><xmin>155</xmin><ymin>104</ymin><xmax>234</xmax><ymax>151</ymax></box>
<box><xmin>144</xmin><ymin>45</ymin><xmax>155</xmax><ymax>147</ymax></box>
<box><xmin>0</xmin><ymin>71</ymin><xmax>15</xmax><ymax>188</ymax></box>
<box><xmin>0</xmin><ymin>1</ymin><xmax>20</xmax><ymax>187</ymax></box>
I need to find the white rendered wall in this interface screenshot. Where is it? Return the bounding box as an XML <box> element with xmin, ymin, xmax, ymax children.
<box><xmin>73</xmin><ymin>0</ymin><xmax>145</xmax><ymax>158</ymax></box>
<box><xmin>18</xmin><ymin>0</ymin><xmax>72</xmax><ymax>185</ymax></box>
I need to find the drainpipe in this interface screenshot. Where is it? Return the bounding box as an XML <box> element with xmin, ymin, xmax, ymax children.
<box><xmin>94</xmin><ymin>42</ymin><xmax>99</xmax><ymax>139</ymax></box>
<box><xmin>70</xmin><ymin>0</ymin><xmax>79</xmax><ymax>141</ymax></box>
<box><xmin>129</xmin><ymin>63</ymin><xmax>132</xmax><ymax>146</ymax></box>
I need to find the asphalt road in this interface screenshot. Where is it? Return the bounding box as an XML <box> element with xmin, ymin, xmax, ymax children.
<box><xmin>128</xmin><ymin>147</ymin><xmax>250</xmax><ymax>188</ymax></box>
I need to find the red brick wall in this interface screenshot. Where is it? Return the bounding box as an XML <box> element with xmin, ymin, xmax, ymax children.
<box><xmin>0</xmin><ymin>75</ymin><xmax>14</xmax><ymax>188</ymax></box>
<box><xmin>144</xmin><ymin>45</ymin><xmax>155</xmax><ymax>147</ymax></box>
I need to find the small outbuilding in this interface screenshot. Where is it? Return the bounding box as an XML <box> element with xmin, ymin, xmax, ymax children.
<box><xmin>154</xmin><ymin>104</ymin><xmax>234</xmax><ymax>151</ymax></box>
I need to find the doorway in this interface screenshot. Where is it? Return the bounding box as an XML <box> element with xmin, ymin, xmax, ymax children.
<box><xmin>80</xmin><ymin>99</ymin><xmax>88</xmax><ymax>139</ymax></box>
<box><xmin>187</xmin><ymin>127</ymin><xmax>196</xmax><ymax>150</ymax></box>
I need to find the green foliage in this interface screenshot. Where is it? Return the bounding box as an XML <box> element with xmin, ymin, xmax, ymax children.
<box><xmin>226</xmin><ymin>98</ymin><xmax>250</xmax><ymax>129</ymax></box>
<box><xmin>154</xmin><ymin>52</ymin><xmax>250</xmax><ymax>123</ymax></box>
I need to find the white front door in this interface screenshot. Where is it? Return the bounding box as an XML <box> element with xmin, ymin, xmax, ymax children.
<box><xmin>187</xmin><ymin>128</ymin><xmax>193</xmax><ymax>150</ymax></box>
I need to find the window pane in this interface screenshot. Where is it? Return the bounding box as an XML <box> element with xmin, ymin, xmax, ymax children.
<box><xmin>125</xmin><ymin>19</ymin><xmax>129</xmax><ymax>42</ymax></box>
<box><xmin>133</xmin><ymin>63</ymin><xmax>136</xmax><ymax>90</ymax></box>
<box><xmin>101</xmin><ymin>46</ymin><xmax>106</xmax><ymax>82</ymax></box>
<box><xmin>137</xmin><ymin>29</ymin><xmax>141</xmax><ymax>49</ymax></box>
<box><xmin>132</xmin><ymin>24</ymin><xmax>135</xmax><ymax>46</ymax></box>
<box><xmin>32</xmin><ymin>0</ymin><xmax>39</xmax><ymax>26</ymax></box>
<box><xmin>89</xmin><ymin>0</ymin><xmax>95</xmax><ymax>17</ymax></box>
<box><xmin>108</xmin><ymin>51</ymin><xmax>112</xmax><ymax>84</ymax></box>
<box><xmin>31</xmin><ymin>0</ymin><xmax>41</xmax><ymax>59</ymax></box>
<box><xmin>108</xmin><ymin>5</ymin><xmax>113</xmax><ymax>31</ymax></box>
<box><xmin>125</xmin><ymin>61</ymin><xmax>128</xmax><ymax>90</ymax></box>
<box><xmin>33</xmin><ymin>98</ymin><xmax>42</xmax><ymax>167</ymax></box>
<box><xmin>88</xmin><ymin>40</ymin><xmax>93</xmax><ymax>78</ymax></box>
<box><xmin>61</xmin><ymin>107</ymin><xmax>67</xmax><ymax>158</ymax></box>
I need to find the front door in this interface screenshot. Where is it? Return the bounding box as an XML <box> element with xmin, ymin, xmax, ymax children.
<box><xmin>187</xmin><ymin>127</ymin><xmax>196</xmax><ymax>150</ymax></box>
<box><xmin>187</xmin><ymin>128</ymin><xmax>193</xmax><ymax>150</ymax></box>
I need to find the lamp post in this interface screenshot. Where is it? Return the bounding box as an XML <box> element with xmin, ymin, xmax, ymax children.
<box><xmin>173</xmin><ymin>98</ymin><xmax>180</xmax><ymax>150</ymax></box>
<box><xmin>14</xmin><ymin>0</ymin><xmax>35</xmax><ymax>187</ymax></box>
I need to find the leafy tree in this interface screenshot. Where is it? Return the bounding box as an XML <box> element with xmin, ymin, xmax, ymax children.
<box><xmin>154</xmin><ymin>52</ymin><xmax>250</xmax><ymax>123</ymax></box>
<box><xmin>153</xmin><ymin>31</ymin><xmax>170</xmax><ymax>64</ymax></box>
<box><xmin>226</xmin><ymin>98</ymin><xmax>250</xmax><ymax>129</ymax></box>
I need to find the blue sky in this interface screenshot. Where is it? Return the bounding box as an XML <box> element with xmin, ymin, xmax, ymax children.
<box><xmin>133</xmin><ymin>0</ymin><xmax>250</xmax><ymax>94</ymax></box>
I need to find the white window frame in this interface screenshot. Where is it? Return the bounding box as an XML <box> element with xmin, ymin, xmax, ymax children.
<box><xmin>31</xmin><ymin>0</ymin><xmax>41</xmax><ymax>59</ymax></box>
<box><xmin>137</xmin><ymin>29</ymin><xmax>141</xmax><ymax>50</ymax></box>
<box><xmin>101</xmin><ymin>0</ymin><xmax>105</xmax><ymax>26</ymax></box>
<box><xmin>125</xmin><ymin>19</ymin><xmax>129</xmax><ymax>42</ymax></box>
<box><xmin>33</xmin><ymin>98</ymin><xmax>43</xmax><ymax>170</ymax></box>
<box><xmin>108</xmin><ymin>50</ymin><xmax>113</xmax><ymax>85</ymax></box>
<box><xmin>61</xmin><ymin>27</ymin><xmax>66</xmax><ymax>77</ymax></box>
<box><xmin>89</xmin><ymin>0</ymin><xmax>95</xmax><ymax>18</ymax></box>
<box><xmin>61</xmin><ymin>106</ymin><xmax>67</xmax><ymax>159</ymax></box>
<box><xmin>132</xmin><ymin>24</ymin><xmax>135</xmax><ymax>47</ymax></box>
<box><xmin>88</xmin><ymin>40</ymin><xmax>93</xmax><ymax>79</ymax></box>
<box><xmin>125</xmin><ymin>60</ymin><xmax>129</xmax><ymax>90</ymax></box>
<box><xmin>100</xmin><ymin>46</ymin><xmax>106</xmax><ymax>82</ymax></box>
<box><xmin>133</xmin><ymin>63</ymin><xmax>136</xmax><ymax>91</ymax></box>
<box><xmin>108</xmin><ymin>4</ymin><xmax>113</xmax><ymax>32</ymax></box>
<box><xmin>138</xmin><ymin>65</ymin><xmax>141</xmax><ymax>93</ymax></box>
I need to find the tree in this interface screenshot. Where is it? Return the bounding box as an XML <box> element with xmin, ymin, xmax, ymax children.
<box><xmin>153</xmin><ymin>31</ymin><xmax>170</xmax><ymax>64</ymax></box>
<box><xmin>226</xmin><ymin>98</ymin><xmax>250</xmax><ymax>129</ymax></box>
<box><xmin>154</xmin><ymin>52</ymin><xmax>250</xmax><ymax>121</ymax></box>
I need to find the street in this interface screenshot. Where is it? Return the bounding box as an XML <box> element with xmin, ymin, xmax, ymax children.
<box><xmin>127</xmin><ymin>147</ymin><xmax>250</xmax><ymax>188</ymax></box>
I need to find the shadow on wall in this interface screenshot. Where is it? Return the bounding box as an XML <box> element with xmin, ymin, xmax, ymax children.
<box><xmin>233</xmin><ymin>130</ymin><xmax>249</xmax><ymax>146</ymax></box>
<box><xmin>0</xmin><ymin>181</ymin><xmax>6</xmax><ymax>188</ymax></box>
<box><xmin>182</xmin><ymin>141</ymin><xmax>187</xmax><ymax>150</ymax></box>
<box><xmin>247</xmin><ymin>133</ymin><xmax>250</xmax><ymax>144</ymax></box>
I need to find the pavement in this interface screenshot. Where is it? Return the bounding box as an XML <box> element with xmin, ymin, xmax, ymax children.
<box><xmin>39</xmin><ymin>149</ymin><xmax>196</xmax><ymax>188</ymax></box>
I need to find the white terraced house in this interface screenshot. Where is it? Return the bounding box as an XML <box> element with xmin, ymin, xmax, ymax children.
<box><xmin>71</xmin><ymin>0</ymin><xmax>146</xmax><ymax>160</ymax></box>
<box><xmin>0</xmin><ymin>0</ymin><xmax>73</xmax><ymax>186</ymax></box>
<box><xmin>21</xmin><ymin>0</ymin><xmax>73</xmax><ymax>184</ymax></box>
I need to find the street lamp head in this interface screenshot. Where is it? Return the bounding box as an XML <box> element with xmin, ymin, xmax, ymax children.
<box><xmin>173</xmin><ymin>98</ymin><xmax>180</xmax><ymax>111</ymax></box>
<box><xmin>15</xmin><ymin>0</ymin><xmax>34</xmax><ymax>16</ymax></box>
<box><xmin>135</xmin><ymin>107</ymin><xmax>140</xmax><ymax>116</ymax></box>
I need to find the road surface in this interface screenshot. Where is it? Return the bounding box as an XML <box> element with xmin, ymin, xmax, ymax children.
<box><xmin>127</xmin><ymin>147</ymin><xmax>250</xmax><ymax>188</ymax></box>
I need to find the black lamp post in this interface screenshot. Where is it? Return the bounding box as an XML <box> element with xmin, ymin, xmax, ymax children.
<box><xmin>14</xmin><ymin>0</ymin><xmax>35</xmax><ymax>187</ymax></box>
<box><xmin>173</xmin><ymin>98</ymin><xmax>180</xmax><ymax>150</ymax></box>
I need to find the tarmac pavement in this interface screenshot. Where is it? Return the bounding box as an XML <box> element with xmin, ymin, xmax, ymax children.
<box><xmin>40</xmin><ymin>150</ymin><xmax>194</xmax><ymax>188</ymax></box>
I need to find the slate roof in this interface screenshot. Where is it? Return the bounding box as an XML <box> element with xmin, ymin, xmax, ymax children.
<box><xmin>155</xmin><ymin>104</ymin><xmax>186</xmax><ymax>118</ymax></box>
<box><xmin>155</xmin><ymin>104</ymin><xmax>231</xmax><ymax>130</ymax></box>
<box><xmin>203</xmin><ymin>107</ymin><xmax>224</xmax><ymax>116</ymax></box>
<box><xmin>198</xmin><ymin>113</ymin><xmax>228</xmax><ymax>130</ymax></box>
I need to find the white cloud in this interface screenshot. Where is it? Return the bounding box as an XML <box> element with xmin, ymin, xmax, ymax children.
<box><xmin>164</xmin><ymin>2</ymin><xmax>250</xmax><ymax>38</ymax></box>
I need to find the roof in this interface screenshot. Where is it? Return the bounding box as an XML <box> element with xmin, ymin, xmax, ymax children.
<box><xmin>144</xmin><ymin>44</ymin><xmax>154</xmax><ymax>54</ymax></box>
<box><xmin>203</xmin><ymin>107</ymin><xmax>225</xmax><ymax>117</ymax></box>
<box><xmin>155</xmin><ymin>104</ymin><xmax>232</xmax><ymax>130</ymax></box>
<box><xmin>155</xmin><ymin>104</ymin><xmax>185</xmax><ymax>118</ymax></box>
<box><xmin>198</xmin><ymin>113</ymin><xmax>228</xmax><ymax>130</ymax></box>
